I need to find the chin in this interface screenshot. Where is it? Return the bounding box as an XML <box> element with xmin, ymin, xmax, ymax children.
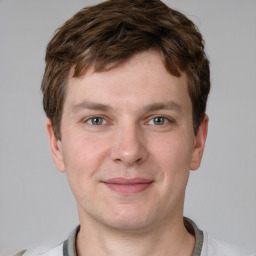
<box><xmin>101</xmin><ymin>204</ymin><xmax>157</xmax><ymax>233</ymax></box>
<box><xmin>106</xmin><ymin>217</ymin><xmax>152</xmax><ymax>233</ymax></box>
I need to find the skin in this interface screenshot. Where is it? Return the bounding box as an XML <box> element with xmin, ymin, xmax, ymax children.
<box><xmin>46</xmin><ymin>50</ymin><xmax>208</xmax><ymax>256</ymax></box>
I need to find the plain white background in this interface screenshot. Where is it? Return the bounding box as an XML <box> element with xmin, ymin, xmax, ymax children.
<box><xmin>0</xmin><ymin>0</ymin><xmax>255</xmax><ymax>254</ymax></box>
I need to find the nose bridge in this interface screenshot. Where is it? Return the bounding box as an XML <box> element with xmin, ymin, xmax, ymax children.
<box><xmin>111</xmin><ymin>120</ymin><xmax>147</xmax><ymax>165</ymax></box>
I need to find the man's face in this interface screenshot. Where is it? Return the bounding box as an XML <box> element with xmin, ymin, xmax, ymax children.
<box><xmin>47</xmin><ymin>51</ymin><xmax>207</xmax><ymax>232</ymax></box>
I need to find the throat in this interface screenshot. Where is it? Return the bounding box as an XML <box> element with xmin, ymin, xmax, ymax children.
<box><xmin>75</xmin><ymin>218</ymin><xmax>196</xmax><ymax>256</ymax></box>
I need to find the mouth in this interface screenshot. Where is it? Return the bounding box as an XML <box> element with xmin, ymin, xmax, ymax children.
<box><xmin>102</xmin><ymin>177</ymin><xmax>153</xmax><ymax>194</ymax></box>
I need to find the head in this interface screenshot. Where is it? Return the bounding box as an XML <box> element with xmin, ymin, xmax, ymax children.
<box><xmin>43</xmin><ymin>0</ymin><xmax>210</xmax><ymax>233</ymax></box>
<box><xmin>41</xmin><ymin>0</ymin><xmax>210</xmax><ymax>141</ymax></box>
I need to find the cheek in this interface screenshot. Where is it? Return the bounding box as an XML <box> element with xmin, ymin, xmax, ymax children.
<box><xmin>151</xmin><ymin>133</ymin><xmax>194</xmax><ymax>192</ymax></box>
<box><xmin>62</xmin><ymin>135</ymin><xmax>109</xmax><ymax>188</ymax></box>
<box><xmin>154</xmin><ymin>134</ymin><xmax>194</xmax><ymax>172</ymax></box>
<box><xmin>147</xmin><ymin>134</ymin><xmax>193</xmax><ymax>212</ymax></box>
<box><xmin>64</xmin><ymin>133</ymin><xmax>108</xmax><ymax>165</ymax></box>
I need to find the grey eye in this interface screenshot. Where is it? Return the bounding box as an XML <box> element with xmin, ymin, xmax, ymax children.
<box><xmin>90</xmin><ymin>117</ymin><xmax>104</xmax><ymax>125</ymax></box>
<box><xmin>153</xmin><ymin>117</ymin><xmax>167</xmax><ymax>125</ymax></box>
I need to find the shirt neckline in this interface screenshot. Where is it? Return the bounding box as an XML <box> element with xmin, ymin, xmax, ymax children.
<box><xmin>63</xmin><ymin>217</ymin><xmax>203</xmax><ymax>256</ymax></box>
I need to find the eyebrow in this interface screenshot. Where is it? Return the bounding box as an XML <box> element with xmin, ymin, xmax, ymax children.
<box><xmin>72</xmin><ymin>101</ymin><xmax>111</xmax><ymax>113</ymax></box>
<box><xmin>143</xmin><ymin>101</ymin><xmax>182</xmax><ymax>113</ymax></box>
<box><xmin>71</xmin><ymin>100</ymin><xmax>182</xmax><ymax>114</ymax></box>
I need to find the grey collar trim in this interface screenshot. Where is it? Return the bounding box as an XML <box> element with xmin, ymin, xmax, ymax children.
<box><xmin>63</xmin><ymin>226</ymin><xmax>80</xmax><ymax>256</ymax></box>
<box><xmin>63</xmin><ymin>218</ymin><xmax>203</xmax><ymax>256</ymax></box>
<box><xmin>184</xmin><ymin>217</ymin><xmax>204</xmax><ymax>256</ymax></box>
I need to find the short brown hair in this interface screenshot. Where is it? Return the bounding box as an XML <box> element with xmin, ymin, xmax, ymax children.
<box><xmin>41</xmin><ymin>0</ymin><xmax>210</xmax><ymax>140</ymax></box>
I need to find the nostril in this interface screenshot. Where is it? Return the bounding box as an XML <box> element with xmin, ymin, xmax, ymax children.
<box><xmin>110</xmin><ymin>127</ymin><xmax>148</xmax><ymax>165</ymax></box>
<box><xmin>111</xmin><ymin>147</ymin><xmax>146</xmax><ymax>166</ymax></box>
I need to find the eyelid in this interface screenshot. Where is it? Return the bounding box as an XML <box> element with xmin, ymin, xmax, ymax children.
<box><xmin>82</xmin><ymin>115</ymin><xmax>108</xmax><ymax>125</ymax></box>
<box><xmin>145</xmin><ymin>115</ymin><xmax>175</xmax><ymax>125</ymax></box>
<box><xmin>81</xmin><ymin>114</ymin><xmax>175</xmax><ymax>126</ymax></box>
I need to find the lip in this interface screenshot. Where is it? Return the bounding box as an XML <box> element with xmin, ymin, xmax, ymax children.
<box><xmin>102</xmin><ymin>177</ymin><xmax>153</xmax><ymax>194</ymax></box>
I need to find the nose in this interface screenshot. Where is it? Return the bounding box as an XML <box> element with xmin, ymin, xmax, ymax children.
<box><xmin>110</xmin><ymin>123</ymin><xmax>148</xmax><ymax>166</ymax></box>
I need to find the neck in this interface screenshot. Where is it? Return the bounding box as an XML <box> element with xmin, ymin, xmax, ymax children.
<box><xmin>76</xmin><ymin>215</ymin><xmax>195</xmax><ymax>256</ymax></box>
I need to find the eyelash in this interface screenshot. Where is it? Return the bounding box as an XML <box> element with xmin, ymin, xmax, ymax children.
<box><xmin>146</xmin><ymin>116</ymin><xmax>174</xmax><ymax>126</ymax></box>
<box><xmin>83</xmin><ymin>116</ymin><xmax>107</xmax><ymax>126</ymax></box>
<box><xmin>83</xmin><ymin>115</ymin><xmax>174</xmax><ymax>126</ymax></box>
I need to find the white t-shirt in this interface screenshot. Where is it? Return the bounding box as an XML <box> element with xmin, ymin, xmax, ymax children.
<box><xmin>16</xmin><ymin>218</ymin><xmax>256</xmax><ymax>256</ymax></box>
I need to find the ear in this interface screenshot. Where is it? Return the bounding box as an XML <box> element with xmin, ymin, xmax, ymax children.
<box><xmin>190</xmin><ymin>115</ymin><xmax>209</xmax><ymax>171</ymax></box>
<box><xmin>46</xmin><ymin>118</ymin><xmax>65</xmax><ymax>172</ymax></box>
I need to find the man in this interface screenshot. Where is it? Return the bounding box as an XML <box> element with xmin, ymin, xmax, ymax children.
<box><xmin>16</xmin><ymin>0</ymin><xmax>254</xmax><ymax>255</ymax></box>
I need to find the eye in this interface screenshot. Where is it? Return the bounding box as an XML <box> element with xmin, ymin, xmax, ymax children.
<box><xmin>148</xmin><ymin>116</ymin><xmax>170</xmax><ymax>125</ymax></box>
<box><xmin>86</xmin><ymin>116</ymin><xmax>106</xmax><ymax>125</ymax></box>
<box><xmin>152</xmin><ymin>116</ymin><xmax>168</xmax><ymax>125</ymax></box>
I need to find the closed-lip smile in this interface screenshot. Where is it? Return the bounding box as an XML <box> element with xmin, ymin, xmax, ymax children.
<box><xmin>102</xmin><ymin>177</ymin><xmax>153</xmax><ymax>194</ymax></box>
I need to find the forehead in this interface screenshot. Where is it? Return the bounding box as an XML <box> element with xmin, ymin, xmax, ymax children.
<box><xmin>64</xmin><ymin>51</ymin><xmax>191</xmax><ymax>113</ymax></box>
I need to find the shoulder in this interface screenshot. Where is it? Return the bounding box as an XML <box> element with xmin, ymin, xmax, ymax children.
<box><xmin>201</xmin><ymin>232</ymin><xmax>256</xmax><ymax>256</ymax></box>
<box><xmin>15</xmin><ymin>242</ymin><xmax>64</xmax><ymax>256</ymax></box>
<box><xmin>14</xmin><ymin>225</ymin><xmax>78</xmax><ymax>256</ymax></box>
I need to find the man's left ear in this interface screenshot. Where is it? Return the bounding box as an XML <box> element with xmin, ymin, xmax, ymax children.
<box><xmin>190</xmin><ymin>115</ymin><xmax>209</xmax><ymax>171</ymax></box>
